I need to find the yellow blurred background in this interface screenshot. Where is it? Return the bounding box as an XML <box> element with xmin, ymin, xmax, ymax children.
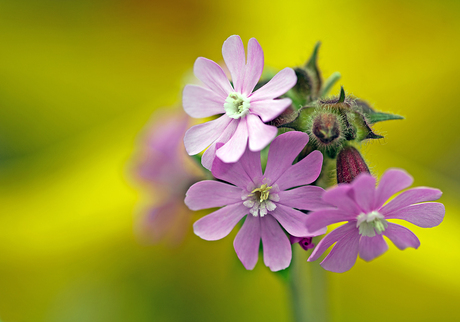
<box><xmin>0</xmin><ymin>0</ymin><xmax>459</xmax><ymax>321</ymax></box>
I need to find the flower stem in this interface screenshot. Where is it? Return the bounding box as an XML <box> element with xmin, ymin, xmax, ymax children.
<box><xmin>289</xmin><ymin>245</ymin><xmax>329</xmax><ymax>322</ymax></box>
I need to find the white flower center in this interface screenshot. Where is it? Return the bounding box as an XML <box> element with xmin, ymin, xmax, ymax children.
<box><xmin>242</xmin><ymin>183</ymin><xmax>279</xmax><ymax>217</ymax></box>
<box><xmin>224</xmin><ymin>92</ymin><xmax>250</xmax><ymax>119</ymax></box>
<box><xmin>356</xmin><ymin>211</ymin><xmax>388</xmax><ymax>237</ymax></box>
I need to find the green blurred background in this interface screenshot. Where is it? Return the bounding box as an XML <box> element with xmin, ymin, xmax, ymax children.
<box><xmin>0</xmin><ymin>0</ymin><xmax>459</xmax><ymax>321</ymax></box>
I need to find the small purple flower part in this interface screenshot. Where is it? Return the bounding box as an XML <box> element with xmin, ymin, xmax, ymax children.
<box><xmin>183</xmin><ymin>35</ymin><xmax>297</xmax><ymax>168</ymax></box>
<box><xmin>290</xmin><ymin>236</ymin><xmax>316</xmax><ymax>251</ymax></box>
<box><xmin>185</xmin><ymin>131</ymin><xmax>328</xmax><ymax>271</ymax></box>
<box><xmin>306</xmin><ymin>169</ymin><xmax>445</xmax><ymax>273</ymax></box>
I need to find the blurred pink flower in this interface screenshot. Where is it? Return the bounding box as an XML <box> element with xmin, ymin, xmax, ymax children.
<box><xmin>185</xmin><ymin>131</ymin><xmax>327</xmax><ymax>271</ymax></box>
<box><xmin>306</xmin><ymin>169</ymin><xmax>445</xmax><ymax>273</ymax></box>
<box><xmin>183</xmin><ymin>35</ymin><xmax>297</xmax><ymax>169</ymax></box>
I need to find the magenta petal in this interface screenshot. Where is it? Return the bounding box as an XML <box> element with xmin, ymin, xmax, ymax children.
<box><xmin>384</xmin><ymin>202</ymin><xmax>445</xmax><ymax>228</ymax></box>
<box><xmin>305</xmin><ymin>208</ymin><xmax>356</xmax><ymax>233</ymax></box>
<box><xmin>201</xmin><ymin>119</ymin><xmax>238</xmax><ymax>170</ymax></box>
<box><xmin>250</xmin><ymin>98</ymin><xmax>292</xmax><ymax>122</ymax></box>
<box><xmin>247</xmin><ymin>114</ymin><xmax>278</xmax><ymax>152</ymax></box>
<box><xmin>194</xmin><ymin>57</ymin><xmax>233</xmax><ymax>99</ymax></box>
<box><xmin>264</xmin><ymin>131</ymin><xmax>310</xmax><ymax>184</ymax></box>
<box><xmin>183</xmin><ymin>85</ymin><xmax>225</xmax><ymax>118</ymax></box>
<box><xmin>275</xmin><ymin>150</ymin><xmax>323</xmax><ymax>190</ymax></box>
<box><xmin>322</xmin><ymin>185</ymin><xmax>361</xmax><ymax>216</ymax></box>
<box><xmin>383</xmin><ymin>223</ymin><xmax>420</xmax><ymax>250</ymax></box>
<box><xmin>185</xmin><ymin>180</ymin><xmax>243</xmax><ymax>210</ymax></box>
<box><xmin>234</xmin><ymin>215</ymin><xmax>261</xmax><ymax>270</ymax></box>
<box><xmin>242</xmin><ymin>38</ymin><xmax>264</xmax><ymax>96</ymax></box>
<box><xmin>358</xmin><ymin>234</ymin><xmax>388</xmax><ymax>262</ymax></box>
<box><xmin>374</xmin><ymin>168</ymin><xmax>413</xmax><ymax>209</ymax></box>
<box><xmin>193</xmin><ymin>203</ymin><xmax>247</xmax><ymax>241</ymax></box>
<box><xmin>351</xmin><ymin>173</ymin><xmax>376</xmax><ymax>213</ymax></box>
<box><xmin>380</xmin><ymin>187</ymin><xmax>442</xmax><ymax>215</ymax></box>
<box><xmin>270</xmin><ymin>204</ymin><xmax>309</xmax><ymax>237</ymax></box>
<box><xmin>320</xmin><ymin>228</ymin><xmax>360</xmax><ymax>273</ymax></box>
<box><xmin>222</xmin><ymin>35</ymin><xmax>246</xmax><ymax>93</ymax></box>
<box><xmin>277</xmin><ymin>186</ymin><xmax>329</xmax><ymax>211</ymax></box>
<box><xmin>184</xmin><ymin>115</ymin><xmax>232</xmax><ymax>155</ymax></box>
<box><xmin>261</xmin><ymin>215</ymin><xmax>292</xmax><ymax>271</ymax></box>
<box><xmin>250</xmin><ymin>67</ymin><xmax>297</xmax><ymax>101</ymax></box>
<box><xmin>308</xmin><ymin>222</ymin><xmax>357</xmax><ymax>262</ymax></box>
<box><xmin>216</xmin><ymin>117</ymin><xmax>248</xmax><ymax>163</ymax></box>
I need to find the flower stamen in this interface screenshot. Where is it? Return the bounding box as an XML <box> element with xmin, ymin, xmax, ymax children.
<box><xmin>224</xmin><ymin>92</ymin><xmax>250</xmax><ymax>119</ymax></box>
<box><xmin>356</xmin><ymin>211</ymin><xmax>388</xmax><ymax>237</ymax></box>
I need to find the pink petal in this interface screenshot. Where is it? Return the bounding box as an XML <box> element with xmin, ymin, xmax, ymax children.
<box><xmin>246</xmin><ymin>113</ymin><xmax>278</xmax><ymax>152</ymax></box>
<box><xmin>351</xmin><ymin>173</ymin><xmax>376</xmax><ymax>213</ymax></box>
<box><xmin>383</xmin><ymin>223</ymin><xmax>420</xmax><ymax>250</ymax></box>
<box><xmin>275</xmin><ymin>150</ymin><xmax>323</xmax><ymax>190</ymax></box>
<box><xmin>201</xmin><ymin>119</ymin><xmax>238</xmax><ymax>170</ymax></box>
<box><xmin>380</xmin><ymin>187</ymin><xmax>442</xmax><ymax>215</ymax></box>
<box><xmin>374</xmin><ymin>168</ymin><xmax>413</xmax><ymax>209</ymax></box>
<box><xmin>250</xmin><ymin>67</ymin><xmax>297</xmax><ymax>101</ymax></box>
<box><xmin>270</xmin><ymin>204</ymin><xmax>309</xmax><ymax>237</ymax></box>
<box><xmin>384</xmin><ymin>202</ymin><xmax>445</xmax><ymax>228</ymax></box>
<box><xmin>358</xmin><ymin>234</ymin><xmax>388</xmax><ymax>262</ymax></box>
<box><xmin>250</xmin><ymin>98</ymin><xmax>292</xmax><ymax>122</ymax></box>
<box><xmin>183</xmin><ymin>85</ymin><xmax>225</xmax><ymax>118</ymax></box>
<box><xmin>185</xmin><ymin>180</ymin><xmax>243</xmax><ymax>210</ymax></box>
<box><xmin>216</xmin><ymin>117</ymin><xmax>248</xmax><ymax>163</ymax></box>
<box><xmin>261</xmin><ymin>215</ymin><xmax>292</xmax><ymax>271</ymax></box>
<box><xmin>242</xmin><ymin>38</ymin><xmax>264</xmax><ymax>96</ymax></box>
<box><xmin>277</xmin><ymin>186</ymin><xmax>329</xmax><ymax>211</ymax></box>
<box><xmin>264</xmin><ymin>131</ymin><xmax>310</xmax><ymax>184</ymax></box>
<box><xmin>222</xmin><ymin>35</ymin><xmax>246</xmax><ymax>93</ymax></box>
<box><xmin>308</xmin><ymin>222</ymin><xmax>357</xmax><ymax>262</ymax></box>
<box><xmin>193</xmin><ymin>203</ymin><xmax>248</xmax><ymax>241</ymax></box>
<box><xmin>306</xmin><ymin>208</ymin><xmax>356</xmax><ymax>233</ymax></box>
<box><xmin>322</xmin><ymin>185</ymin><xmax>361</xmax><ymax>216</ymax></box>
<box><xmin>184</xmin><ymin>115</ymin><xmax>232</xmax><ymax>155</ymax></box>
<box><xmin>194</xmin><ymin>57</ymin><xmax>233</xmax><ymax>99</ymax></box>
<box><xmin>320</xmin><ymin>228</ymin><xmax>361</xmax><ymax>273</ymax></box>
<box><xmin>234</xmin><ymin>215</ymin><xmax>261</xmax><ymax>270</ymax></box>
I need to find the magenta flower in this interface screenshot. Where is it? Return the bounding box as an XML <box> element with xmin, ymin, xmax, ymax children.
<box><xmin>185</xmin><ymin>131</ymin><xmax>327</xmax><ymax>271</ymax></box>
<box><xmin>306</xmin><ymin>169</ymin><xmax>445</xmax><ymax>273</ymax></box>
<box><xmin>183</xmin><ymin>35</ymin><xmax>297</xmax><ymax>169</ymax></box>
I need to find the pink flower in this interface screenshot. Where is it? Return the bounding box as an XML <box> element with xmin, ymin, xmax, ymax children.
<box><xmin>306</xmin><ymin>169</ymin><xmax>445</xmax><ymax>273</ymax></box>
<box><xmin>183</xmin><ymin>35</ymin><xmax>297</xmax><ymax>169</ymax></box>
<box><xmin>185</xmin><ymin>131</ymin><xmax>327</xmax><ymax>271</ymax></box>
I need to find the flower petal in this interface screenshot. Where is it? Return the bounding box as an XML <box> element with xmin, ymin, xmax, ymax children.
<box><xmin>305</xmin><ymin>208</ymin><xmax>356</xmax><ymax>233</ymax></box>
<box><xmin>201</xmin><ymin>119</ymin><xmax>238</xmax><ymax>170</ymax></box>
<box><xmin>250</xmin><ymin>98</ymin><xmax>292</xmax><ymax>122</ymax></box>
<box><xmin>275</xmin><ymin>150</ymin><xmax>323</xmax><ymax>190</ymax></box>
<box><xmin>194</xmin><ymin>57</ymin><xmax>233</xmax><ymax>99</ymax></box>
<box><xmin>216</xmin><ymin>117</ymin><xmax>248</xmax><ymax>163</ymax></box>
<box><xmin>242</xmin><ymin>37</ymin><xmax>264</xmax><ymax>95</ymax></box>
<box><xmin>184</xmin><ymin>115</ymin><xmax>232</xmax><ymax>155</ymax></box>
<box><xmin>261</xmin><ymin>215</ymin><xmax>292</xmax><ymax>271</ymax></box>
<box><xmin>234</xmin><ymin>215</ymin><xmax>261</xmax><ymax>270</ymax></box>
<box><xmin>277</xmin><ymin>185</ymin><xmax>329</xmax><ymax>211</ymax></box>
<box><xmin>185</xmin><ymin>180</ymin><xmax>243</xmax><ymax>210</ymax></box>
<box><xmin>246</xmin><ymin>113</ymin><xmax>278</xmax><ymax>152</ymax></box>
<box><xmin>222</xmin><ymin>35</ymin><xmax>246</xmax><ymax>93</ymax></box>
<box><xmin>183</xmin><ymin>85</ymin><xmax>225</xmax><ymax>118</ymax></box>
<box><xmin>250</xmin><ymin>67</ymin><xmax>297</xmax><ymax>101</ymax></box>
<box><xmin>383</xmin><ymin>223</ymin><xmax>420</xmax><ymax>250</ymax></box>
<box><xmin>270</xmin><ymin>204</ymin><xmax>309</xmax><ymax>237</ymax></box>
<box><xmin>358</xmin><ymin>234</ymin><xmax>388</xmax><ymax>262</ymax></box>
<box><xmin>264</xmin><ymin>131</ymin><xmax>310</xmax><ymax>184</ymax></box>
<box><xmin>384</xmin><ymin>202</ymin><xmax>445</xmax><ymax>228</ymax></box>
<box><xmin>320</xmin><ymin>228</ymin><xmax>361</xmax><ymax>273</ymax></box>
<box><xmin>322</xmin><ymin>185</ymin><xmax>361</xmax><ymax>216</ymax></box>
<box><xmin>351</xmin><ymin>173</ymin><xmax>376</xmax><ymax>213</ymax></box>
<box><xmin>193</xmin><ymin>203</ymin><xmax>248</xmax><ymax>241</ymax></box>
<box><xmin>374</xmin><ymin>168</ymin><xmax>413</xmax><ymax>209</ymax></box>
<box><xmin>380</xmin><ymin>187</ymin><xmax>442</xmax><ymax>215</ymax></box>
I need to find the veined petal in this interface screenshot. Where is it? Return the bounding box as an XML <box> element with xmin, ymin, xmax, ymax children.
<box><xmin>384</xmin><ymin>202</ymin><xmax>445</xmax><ymax>228</ymax></box>
<box><xmin>194</xmin><ymin>57</ymin><xmax>233</xmax><ymax>99</ymax></box>
<box><xmin>247</xmin><ymin>114</ymin><xmax>278</xmax><ymax>152</ymax></box>
<box><xmin>383</xmin><ymin>223</ymin><xmax>420</xmax><ymax>250</ymax></box>
<box><xmin>183</xmin><ymin>85</ymin><xmax>225</xmax><ymax>118</ymax></box>
<box><xmin>201</xmin><ymin>119</ymin><xmax>238</xmax><ymax>170</ymax></box>
<box><xmin>184</xmin><ymin>115</ymin><xmax>232</xmax><ymax>155</ymax></box>
<box><xmin>322</xmin><ymin>185</ymin><xmax>361</xmax><ymax>216</ymax></box>
<box><xmin>351</xmin><ymin>174</ymin><xmax>376</xmax><ymax>213</ymax></box>
<box><xmin>277</xmin><ymin>185</ymin><xmax>329</xmax><ymax>211</ymax></box>
<box><xmin>193</xmin><ymin>203</ymin><xmax>248</xmax><ymax>241</ymax></box>
<box><xmin>234</xmin><ymin>215</ymin><xmax>261</xmax><ymax>270</ymax></box>
<box><xmin>374</xmin><ymin>168</ymin><xmax>413</xmax><ymax>209</ymax></box>
<box><xmin>306</xmin><ymin>208</ymin><xmax>356</xmax><ymax>233</ymax></box>
<box><xmin>216</xmin><ymin>117</ymin><xmax>248</xmax><ymax>163</ymax></box>
<box><xmin>222</xmin><ymin>35</ymin><xmax>245</xmax><ymax>93</ymax></box>
<box><xmin>270</xmin><ymin>204</ymin><xmax>309</xmax><ymax>237</ymax></box>
<box><xmin>275</xmin><ymin>150</ymin><xmax>323</xmax><ymax>190</ymax></box>
<box><xmin>358</xmin><ymin>234</ymin><xmax>388</xmax><ymax>262</ymax></box>
<box><xmin>250</xmin><ymin>98</ymin><xmax>292</xmax><ymax>122</ymax></box>
<box><xmin>250</xmin><ymin>67</ymin><xmax>297</xmax><ymax>101</ymax></box>
<box><xmin>380</xmin><ymin>187</ymin><xmax>442</xmax><ymax>215</ymax></box>
<box><xmin>242</xmin><ymin>38</ymin><xmax>264</xmax><ymax>96</ymax></box>
<box><xmin>185</xmin><ymin>180</ymin><xmax>243</xmax><ymax>210</ymax></box>
<box><xmin>261</xmin><ymin>215</ymin><xmax>292</xmax><ymax>271</ymax></box>
<box><xmin>320</xmin><ymin>228</ymin><xmax>361</xmax><ymax>273</ymax></box>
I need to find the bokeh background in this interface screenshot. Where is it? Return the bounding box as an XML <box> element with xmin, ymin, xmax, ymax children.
<box><xmin>0</xmin><ymin>0</ymin><xmax>459</xmax><ymax>321</ymax></box>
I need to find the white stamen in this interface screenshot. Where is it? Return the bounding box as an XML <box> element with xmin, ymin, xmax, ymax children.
<box><xmin>244</xmin><ymin>183</ymin><xmax>279</xmax><ymax>217</ymax></box>
<box><xmin>356</xmin><ymin>211</ymin><xmax>388</xmax><ymax>237</ymax></box>
<box><xmin>224</xmin><ymin>92</ymin><xmax>250</xmax><ymax>119</ymax></box>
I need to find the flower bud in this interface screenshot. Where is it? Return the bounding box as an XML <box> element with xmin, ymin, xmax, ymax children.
<box><xmin>336</xmin><ymin>146</ymin><xmax>370</xmax><ymax>184</ymax></box>
<box><xmin>289</xmin><ymin>236</ymin><xmax>316</xmax><ymax>251</ymax></box>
